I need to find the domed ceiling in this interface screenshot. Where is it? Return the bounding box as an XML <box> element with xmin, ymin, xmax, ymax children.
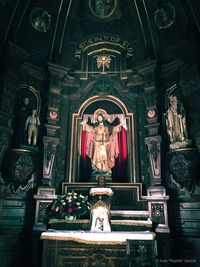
<box><xmin>0</xmin><ymin>0</ymin><xmax>200</xmax><ymax>68</ymax></box>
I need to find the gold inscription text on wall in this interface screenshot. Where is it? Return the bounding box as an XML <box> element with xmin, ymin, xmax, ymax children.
<box><xmin>75</xmin><ymin>35</ymin><xmax>133</xmax><ymax>59</ymax></box>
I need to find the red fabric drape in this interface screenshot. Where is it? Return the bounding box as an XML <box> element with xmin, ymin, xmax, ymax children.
<box><xmin>118</xmin><ymin>127</ymin><xmax>127</xmax><ymax>161</ymax></box>
<box><xmin>81</xmin><ymin>130</ymin><xmax>87</xmax><ymax>160</ymax></box>
<box><xmin>80</xmin><ymin>128</ymin><xmax>127</xmax><ymax>182</ymax></box>
<box><xmin>112</xmin><ymin>127</ymin><xmax>127</xmax><ymax>182</ymax></box>
<box><xmin>80</xmin><ymin>130</ymin><xmax>92</xmax><ymax>181</ymax></box>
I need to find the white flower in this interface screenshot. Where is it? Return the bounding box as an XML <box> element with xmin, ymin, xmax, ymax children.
<box><xmin>63</xmin><ymin>202</ymin><xmax>66</xmax><ymax>205</ymax></box>
<box><xmin>76</xmin><ymin>202</ymin><xmax>80</xmax><ymax>206</ymax></box>
<box><xmin>56</xmin><ymin>207</ymin><xmax>59</xmax><ymax>212</ymax></box>
<box><xmin>73</xmin><ymin>196</ymin><xmax>77</xmax><ymax>199</ymax></box>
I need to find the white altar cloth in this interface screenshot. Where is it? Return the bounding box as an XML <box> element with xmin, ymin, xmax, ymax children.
<box><xmin>41</xmin><ymin>230</ymin><xmax>155</xmax><ymax>245</ymax></box>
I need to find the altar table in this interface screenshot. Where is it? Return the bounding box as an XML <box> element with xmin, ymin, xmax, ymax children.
<box><xmin>41</xmin><ymin>230</ymin><xmax>158</xmax><ymax>267</ymax></box>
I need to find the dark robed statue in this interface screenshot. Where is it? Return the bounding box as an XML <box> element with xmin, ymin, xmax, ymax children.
<box><xmin>165</xmin><ymin>95</ymin><xmax>191</xmax><ymax>150</ymax></box>
<box><xmin>14</xmin><ymin>97</ymin><xmax>31</xmax><ymax>146</ymax></box>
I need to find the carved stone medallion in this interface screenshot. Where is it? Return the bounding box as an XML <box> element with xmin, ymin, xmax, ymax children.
<box><xmin>89</xmin><ymin>0</ymin><xmax>117</xmax><ymax>19</ymax></box>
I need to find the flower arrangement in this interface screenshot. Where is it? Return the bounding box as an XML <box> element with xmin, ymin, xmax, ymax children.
<box><xmin>46</xmin><ymin>191</ymin><xmax>90</xmax><ymax>220</ymax></box>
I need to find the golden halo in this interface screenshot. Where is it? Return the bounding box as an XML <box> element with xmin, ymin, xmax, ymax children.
<box><xmin>94</xmin><ymin>109</ymin><xmax>109</xmax><ymax>120</ymax></box>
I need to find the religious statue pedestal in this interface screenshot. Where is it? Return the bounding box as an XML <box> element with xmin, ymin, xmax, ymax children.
<box><xmin>166</xmin><ymin>148</ymin><xmax>200</xmax><ymax>193</ymax></box>
<box><xmin>1</xmin><ymin>148</ymin><xmax>38</xmax><ymax>194</ymax></box>
<box><xmin>89</xmin><ymin>187</ymin><xmax>113</xmax><ymax>232</ymax></box>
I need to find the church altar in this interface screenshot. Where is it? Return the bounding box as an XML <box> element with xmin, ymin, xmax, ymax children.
<box><xmin>41</xmin><ymin>230</ymin><xmax>156</xmax><ymax>244</ymax></box>
<box><xmin>41</xmin><ymin>230</ymin><xmax>158</xmax><ymax>267</ymax></box>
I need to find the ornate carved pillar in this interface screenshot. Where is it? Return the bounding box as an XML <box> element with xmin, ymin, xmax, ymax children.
<box><xmin>145</xmin><ymin>136</ymin><xmax>161</xmax><ymax>185</ymax></box>
<box><xmin>0</xmin><ymin>117</ymin><xmax>12</xmax><ymax>168</ymax></box>
<box><xmin>195</xmin><ymin>133</ymin><xmax>200</xmax><ymax>154</ymax></box>
<box><xmin>143</xmin><ymin>80</ymin><xmax>170</xmax><ymax>233</ymax></box>
<box><xmin>33</xmin><ymin>187</ymin><xmax>57</xmax><ymax>231</ymax></box>
<box><xmin>144</xmin><ymin>187</ymin><xmax>170</xmax><ymax>233</ymax></box>
<box><xmin>144</xmin><ymin>84</ymin><xmax>162</xmax><ymax>186</ymax></box>
<box><xmin>43</xmin><ymin>137</ymin><xmax>59</xmax><ymax>183</ymax></box>
<box><xmin>42</xmin><ymin>64</ymin><xmax>63</xmax><ymax>186</ymax></box>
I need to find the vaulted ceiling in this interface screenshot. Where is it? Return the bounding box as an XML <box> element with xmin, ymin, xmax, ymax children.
<box><xmin>0</xmin><ymin>0</ymin><xmax>200</xmax><ymax>69</ymax></box>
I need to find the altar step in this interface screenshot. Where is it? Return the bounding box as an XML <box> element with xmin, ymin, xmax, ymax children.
<box><xmin>111</xmin><ymin>210</ymin><xmax>149</xmax><ymax>220</ymax></box>
<box><xmin>48</xmin><ymin>210</ymin><xmax>152</xmax><ymax>232</ymax></box>
<box><xmin>110</xmin><ymin>210</ymin><xmax>151</xmax><ymax>231</ymax></box>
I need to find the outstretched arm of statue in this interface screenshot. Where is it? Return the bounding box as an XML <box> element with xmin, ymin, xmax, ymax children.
<box><xmin>80</xmin><ymin>120</ymin><xmax>93</xmax><ymax>132</ymax></box>
<box><xmin>80</xmin><ymin>120</ymin><xmax>87</xmax><ymax>126</ymax></box>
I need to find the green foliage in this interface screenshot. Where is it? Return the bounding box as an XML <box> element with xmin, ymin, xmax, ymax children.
<box><xmin>46</xmin><ymin>191</ymin><xmax>90</xmax><ymax>220</ymax></box>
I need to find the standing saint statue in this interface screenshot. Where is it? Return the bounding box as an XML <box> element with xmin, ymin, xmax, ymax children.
<box><xmin>165</xmin><ymin>95</ymin><xmax>191</xmax><ymax>150</ymax></box>
<box><xmin>14</xmin><ymin>97</ymin><xmax>32</xmax><ymax>146</ymax></box>
<box><xmin>80</xmin><ymin>109</ymin><xmax>125</xmax><ymax>180</ymax></box>
<box><xmin>25</xmin><ymin>109</ymin><xmax>40</xmax><ymax>146</ymax></box>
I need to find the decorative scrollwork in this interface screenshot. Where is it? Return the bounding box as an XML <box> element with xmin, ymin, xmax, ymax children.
<box><xmin>151</xmin><ymin>203</ymin><xmax>165</xmax><ymax>224</ymax></box>
<box><xmin>169</xmin><ymin>153</ymin><xmax>194</xmax><ymax>192</ymax></box>
<box><xmin>2</xmin><ymin>151</ymin><xmax>35</xmax><ymax>193</ymax></box>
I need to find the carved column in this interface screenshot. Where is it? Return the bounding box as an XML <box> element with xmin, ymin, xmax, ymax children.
<box><xmin>42</xmin><ymin>137</ymin><xmax>59</xmax><ymax>184</ymax></box>
<box><xmin>0</xmin><ymin>127</ymin><xmax>10</xmax><ymax>167</ymax></box>
<box><xmin>144</xmin><ymin>83</ymin><xmax>170</xmax><ymax>233</ymax></box>
<box><xmin>144</xmin><ymin>187</ymin><xmax>170</xmax><ymax>233</ymax></box>
<box><xmin>195</xmin><ymin>133</ymin><xmax>200</xmax><ymax>154</ymax></box>
<box><xmin>33</xmin><ymin>187</ymin><xmax>57</xmax><ymax>230</ymax></box>
<box><xmin>144</xmin><ymin>84</ymin><xmax>162</xmax><ymax>186</ymax></box>
<box><xmin>145</xmin><ymin>135</ymin><xmax>161</xmax><ymax>185</ymax></box>
<box><xmin>42</xmin><ymin>64</ymin><xmax>64</xmax><ymax>186</ymax></box>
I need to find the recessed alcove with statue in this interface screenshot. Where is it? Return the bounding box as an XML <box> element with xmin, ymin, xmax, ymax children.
<box><xmin>70</xmin><ymin>96</ymin><xmax>135</xmax><ymax>183</ymax></box>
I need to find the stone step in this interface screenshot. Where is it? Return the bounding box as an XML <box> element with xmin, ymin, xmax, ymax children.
<box><xmin>110</xmin><ymin>218</ymin><xmax>152</xmax><ymax>231</ymax></box>
<box><xmin>111</xmin><ymin>210</ymin><xmax>149</xmax><ymax>220</ymax></box>
<box><xmin>48</xmin><ymin>217</ymin><xmax>152</xmax><ymax>232</ymax></box>
<box><xmin>111</xmin><ymin>219</ymin><xmax>152</xmax><ymax>226</ymax></box>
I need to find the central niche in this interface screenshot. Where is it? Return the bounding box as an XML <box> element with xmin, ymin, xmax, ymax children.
<box><xmin>69</xmin><ymin>96</ymin><xmax>136</xmax><ymax>183</ymax></box>
<box><xmin>80</xmin><ymin>100</ymin><xmax>127</xmax><ymax>182</ymax></box>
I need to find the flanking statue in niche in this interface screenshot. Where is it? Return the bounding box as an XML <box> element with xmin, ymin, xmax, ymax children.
<box><xmin>165</xmin><ymin>95</ymin><xmax>192</xmax><ymax>150</ymax></box>
<box><xmin>80</xmin><ymin>109</ymin><xmax>127</xmax><ymax>181</ymax></box>
<box><xmin>25</xmin><ymin>109</ymin><xmax>40</xmax><ymax>146</ymax></box>
<box><xmin>14</xmin><ymin>97</ymin><xmax>32</xmax><ymax>147</ymax></box>
<box><xmin>13</xmin><ymin>87</ymin><xmax>40</xmax><ymax>148</ymax></box>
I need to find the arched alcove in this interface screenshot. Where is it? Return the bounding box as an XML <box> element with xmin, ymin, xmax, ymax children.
<box><xmin>68</xmin><ymin>95</ymin><xmax>137</xmax><ymax>184</ymax></box>
<box><xmin>12</xmin><ymin>85</ymin><xmax>41</xmax><ymax>148</ymax></box>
